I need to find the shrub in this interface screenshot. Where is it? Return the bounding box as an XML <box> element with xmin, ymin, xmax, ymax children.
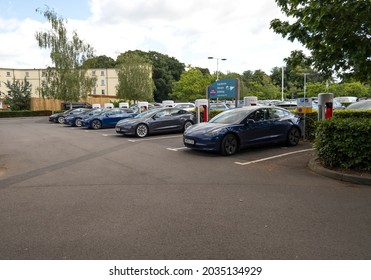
<box><xmin>314</xmin><ymin>117</ymin><xmax>371</xmax><ymax>171</ymax></box>
<box><xmin>0</xmin><ymin>110</ymin><xmax>52</xmax><ymax>118</ymax></box>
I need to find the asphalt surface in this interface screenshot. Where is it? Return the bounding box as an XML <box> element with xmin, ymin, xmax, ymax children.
<box><xmin>0</xmin><ymin>117</ymin><xmax>370</xmax><ymax>260</ymax></box>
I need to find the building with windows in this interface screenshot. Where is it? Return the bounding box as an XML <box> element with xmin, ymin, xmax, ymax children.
<box><xmin>0</xmin><ymin>68</ymin><xmax>120</xmax><ymax>110</ymax></box>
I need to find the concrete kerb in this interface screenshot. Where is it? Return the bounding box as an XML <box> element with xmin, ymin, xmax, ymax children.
<box><xmin>308</xmin><ymin>157</ymin><xmax>371</xmax><ymax>186</ymax></box>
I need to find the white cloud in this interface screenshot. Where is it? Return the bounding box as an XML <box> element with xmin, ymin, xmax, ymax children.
<box><xmin>0</xmin><ymin>0</ymin><xmax>306</xmax><ymax>74</ymax></box>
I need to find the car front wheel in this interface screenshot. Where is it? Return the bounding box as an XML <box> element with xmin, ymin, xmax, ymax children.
<box><xmin>75</xmin><ymin>118</ymin><xmax>82</xmax><ymax>127</ymax></box>
<box><xmin>136</xmin><ymin>124</ymin><xmax>148</xmax><ymax>137</ymax></box>
<box><xmin>183</xmin><ymin>120</ymin><xmax>193</xmax><ymax>131</ymax></box>
<box><xmin>287</xmin><ymin>127</ymin><xmax>300</xmax><ymax>146</ymax></box>
<box><xmin>221</xmin><ymin>134</ymin><xmax>238</xmax><ymax>156</ymax></box>
<box><xmin>91</xmin><ymin>120</ymin><xmax>102</xmax><ymax>129</ymax></box>
<box><xmin>58</xmin><ymin>116</ymin><xmax>65</xmax><ymax>124</ymax></box>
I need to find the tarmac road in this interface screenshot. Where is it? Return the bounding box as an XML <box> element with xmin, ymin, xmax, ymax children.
<box><xmin>0</xmin><ymin>117</ymin><xmax>370</xmax><ymax>260</ymax></box>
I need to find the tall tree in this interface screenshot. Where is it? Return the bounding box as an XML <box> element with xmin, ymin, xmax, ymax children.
<box><xmin>147</xmin><ymin>51</ymin><xmax>185</xmax><ymax>102</ymax></box>
<box><xmin>83</xmin><ymin>55</ymin><xmax>116</xmax><ymax>69</ymax></box>
<box><xmin>116</xmin><ymin>50</ymin><xmax>185</xmax><ymax>102</ymax></box>
<box><xmin>241</xmin><ymin>70</ymin><xmax>280</xmax><ymax>100</ymax></box>
<box><xmin>171</xmin><ymin>66</ymin><xmax>212</xmax><ymax>101</ymax></box>
<box><xmin>116</xmin><ymin>53</ymin><xmax>155</xmax><ymax>102</ymax></box>
<box><xmin>4</xmin><ymin>78</ymin><xmax>31</xmax><ymax>110</ymax></box>
<box><xmin>270</xmin><ymin>0</ymin><xmax>371</xmax><ymax>83</ymax></box>
<box><xmin>35</xmin><ymin>7</ymin><xmax>96</xmax><ymax>104</ymax></box>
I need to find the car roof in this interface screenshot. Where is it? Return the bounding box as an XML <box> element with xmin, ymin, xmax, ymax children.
<box><xmin>346</xmin><ymin>100</ymin><xmax>371</xmax><ymax>110</ymax></box>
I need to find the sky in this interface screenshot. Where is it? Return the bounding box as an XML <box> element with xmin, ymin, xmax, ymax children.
<box><xmin>0</xmin><ymin>0</ymin><xmax>307</xmax><ymax>75</ymax></box>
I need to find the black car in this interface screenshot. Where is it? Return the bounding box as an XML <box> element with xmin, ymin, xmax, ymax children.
<box><xmin>48</xmin><ymin>108</ymin><xmax>90</xmax><ymax>124</ymax></box>
<box><xmin>60</xmin><ymin>101</ymin><xmax>92</xmax><ymax>110</ymax></box>
<box><xmin>115</xmin><ymin>108</ymin><xmax>195</xmax><ymax>137</ymax></box>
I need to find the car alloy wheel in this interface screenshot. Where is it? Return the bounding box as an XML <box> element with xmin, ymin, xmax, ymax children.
<box><xmin>287</xmin><ymin>127</ymin><xmax>300</xmax><ymax>146</ymax></box>
<box><xmin>221</xmin><ymin>134</ymin><xmax>238</xmax><ymax>156</ymax></box>
<box><xmin>91</xmin><ymin>120</ymin><xmax>102</xmax><ymax>129</ymax></box>
<box><xmin>58</xmin><ymin>116</ymin><xmax>65</xmax><ymax>124</ymax></box>
<box><xmin>75</xmin><ymin>118</ymin><xmax>82</xmax><ymax>127</ymax></box>
<box><xmin>183</xmin><ymin>120</ymin><xmax>193</xmax><ymax>131</ymax></box>
<box><xmin>136</xmin><ymin>124</ymin><xmax>148</xmax><ymax>138</ymax></box>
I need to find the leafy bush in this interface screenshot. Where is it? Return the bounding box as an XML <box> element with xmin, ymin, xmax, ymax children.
<box><xmin>314</xmin><ymin>117</ymin><xmax>371</xmax><ymax>171</ymax></box>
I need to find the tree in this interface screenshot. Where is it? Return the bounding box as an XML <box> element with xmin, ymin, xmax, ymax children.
<box><xmin>83</xmin><ymin>55</ymin><xmax>116</xmax><ymax>68</ymax></box>
<box><xmin>171</xmin><ymin>67</ymin><xmax>213</xmax><ymax>101</ymax></box>
<box><xmin>270</xmin><ymin>0</ymin><xmax>371</xmax><ymax>83</ymax></box>
<box><xmin>270</xmin><ymin>50</ymin><xmax>328</xmax><ymax>99</ymax></box>
<box><xmin>116</xmin><ymin>50</ymin><xmax>185</xmax><ymax>102</ymax></box>
<box><xmin>35</xmin><ymin>7</ymin><xmax>96</xmax><ymax>105</ymax></box>
<box><xmin>147</xmin><ymin>51</ymin><xmax>185</xmax><ymax>102</ymax></box>
<box><xmin>241</xmin><ymin>70</ymin><xmax>281</xmax><ymax>100</ymax></box>
<box><xmin>4</xmin><ymin>78</ymin><xmax>31</xmax><ymax>110</ymax></box>
<box><xmin>116</xmin><ymin>53</ymin><xmax>155</xmax><ymax>102</ymax></box>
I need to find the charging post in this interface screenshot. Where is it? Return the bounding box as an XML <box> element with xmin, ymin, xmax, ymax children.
<box><xmin>195</xmin><ymin>99</ymin><xmax>209</xmax><ymax>123</ymax></box>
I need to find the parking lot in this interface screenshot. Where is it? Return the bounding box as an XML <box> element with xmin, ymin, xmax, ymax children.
<box><xmin>0</xmin><ymin>116</ymin><xmax>370</xmax><ymax>260</ymax></box>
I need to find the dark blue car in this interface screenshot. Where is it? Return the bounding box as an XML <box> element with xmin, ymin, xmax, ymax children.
<box><xmin>64</xmin><ymin>108</ymin><xmax>106</xmax><ymax>127</ymax></box>
<box><xmin>183</xmin><ymin>106</ymin><xmax>302</xmax><ymax>156</ymax></box>
<box><xmin>82</xmin><ymin>108</ymin><xmax>137</xmax><ymax>129</ymax></box>
<box><xmin>49</xmin><ymin>108</ymin><xmax>90</xmax><ymax>124</ymax></box>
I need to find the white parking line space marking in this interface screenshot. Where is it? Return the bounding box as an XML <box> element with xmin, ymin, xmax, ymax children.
<box><xmin>234</xmin><ymin>148</ymin><xmax>315</xmax><ymax>166</ymax></box>
<box><xmin>128</xmin><ymin>135</ymin><xmax>182</xmax><ymax>142</ymax></box>
<box><xmin>167</xmin><ymin>147</ymin><xmax>188</xmax><ymax>151</ymax></box>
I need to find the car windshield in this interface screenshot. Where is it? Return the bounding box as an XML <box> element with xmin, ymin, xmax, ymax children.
<box><xmin>209</xmin><ymin>108</ymin><xmax>254</xmax><ymax>124</ymax></box>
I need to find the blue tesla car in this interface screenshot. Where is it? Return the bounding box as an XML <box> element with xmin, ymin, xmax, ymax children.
<box><xmin>82</xmin><ymin>108</ymin><xmax>137</xmax><ymax>129</ymax></box>
<box><xmin>183</xmin><ymin>106</ymin><xmax>302</xmax><ymax>156</ymax></box>
<box><xmin>64</xmin><ymin>108</ymin><xmax>106</xmax><ymax>127</ymax></box>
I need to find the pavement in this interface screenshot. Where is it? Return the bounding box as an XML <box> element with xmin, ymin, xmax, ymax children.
<box><xmin>308</xmin><ymin>157</ymin><xmax>371</xmax><ymax>186</ymax></box>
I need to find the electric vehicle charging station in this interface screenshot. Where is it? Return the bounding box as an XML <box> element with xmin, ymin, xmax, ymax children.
<box><xmin>162</xmin><ymin>100</ymin><xmax>175</xmax><ymax>108</ymax></box>
<box><xmin>119</xmin><ymin>102</ymin><xmax>129</xmax><ymax>109</ymax></box>
<box><xmin>195</xmin><ymin>99</ymin><xmax>209</xmax><ymax>123</ymax></box>
<box><xmin>318</xmin><ymin>93</ymin><xmax>334</xmax><ymax>120</ymax></box>
<box><xmin>137</xmin><ymin>101</ymin><xmax>148</xmax><ymax>113</ymax></box>
<box><xmin>244</xmin><ymin>96</ymin><xmax>258</xmax><ymax>106</ymax></box>
<box><xmin>104</xmin><ymin>103</ymin><xmax>114</xmax><ymax>109</ymax></box>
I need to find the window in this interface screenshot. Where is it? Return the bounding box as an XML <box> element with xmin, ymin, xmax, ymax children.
<box><xmin>41</xmin><ymin>72</ymin><xmax>47</xmax><ymax>77</ymax></box>
<box><xmin>92</xmin><ymin>88</ymin><xmax>97</xmax><ymax>95</ymax></box>
<box><xmin>6</xmin><ymin>72</ymin><xmax>11</xmax><ymax>77</ymax></box>
<box><xmin>249</xmin><ymin>109</ymin><xmax>269</xmax><ymax>122</ymax></box>
<box><xmin>102</xmin><ymin>89</ymin><xmax>105</xmax><ymax>95</ymax></box>
<box><xmin>101</xmin><ymin>71</ymin><xmax>105</xmax><ymax>76</ymax></box>
<box><xmin>92</xmin><ymin>70</ymin><xmax>96</xmax><ymax>76</ymax></box>
<box><xmin>25</xmin><ymin>72</ymin><xmax>29</xmax><ymax>77</ymax></box>
<box><xmin>269</xmin><ymin>108</ymin><xmax>290</xmax><ymax>119</ymax></box>
<box><xmin>101</xmin><ymin>80</ymin><xmax>105</xmax><ymax>86</ymax></box>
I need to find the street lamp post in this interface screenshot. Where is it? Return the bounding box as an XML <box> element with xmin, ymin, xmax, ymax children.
<box><xmin>208</xmin><ymin>57</ymin><xmax>227</xmax><ymax>81</ymax></box>
<box><xmin>302</xmin><ymin>73</ymin><xmax>310</xmax><ymax>141</ymax></box>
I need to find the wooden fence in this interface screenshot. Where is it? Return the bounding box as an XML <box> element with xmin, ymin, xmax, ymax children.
<box><xmin>30</xmin><ymin>96</ymin><xmax>118</xmax><ymax>111</ymax></box>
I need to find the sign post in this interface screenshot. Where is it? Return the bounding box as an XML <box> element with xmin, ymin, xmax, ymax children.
<box><xmin>207</xmin><ymin>78</ymin><xmax>240</xmax><ymax>108</ymax></box>
<box><xmin>296</xmin><ymin>98</ymin><xmax>313</xmax><ymax>141</ymax></box>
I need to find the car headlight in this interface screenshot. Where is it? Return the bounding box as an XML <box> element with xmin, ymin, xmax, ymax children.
<box><xmin>204</xmin><ymin>128</ymin><xmax>224</xmax><ymax>137</ymax></box>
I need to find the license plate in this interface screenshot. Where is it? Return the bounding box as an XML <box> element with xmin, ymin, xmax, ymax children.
<box><xmin>184</xmin><ymin>138</ymin><xmax>194</xmax><ymax>145</ymax></box>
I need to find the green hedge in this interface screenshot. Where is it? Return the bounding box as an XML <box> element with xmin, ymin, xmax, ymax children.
<box><xmin>0</xmin><ymin>110</ymin><xmax>53</xmax><ymax>118</ymax></box>
<box><xmin>314</xmin><ymin>117</ymin><xmax>371</xmax><ymax>171</ymax></box>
